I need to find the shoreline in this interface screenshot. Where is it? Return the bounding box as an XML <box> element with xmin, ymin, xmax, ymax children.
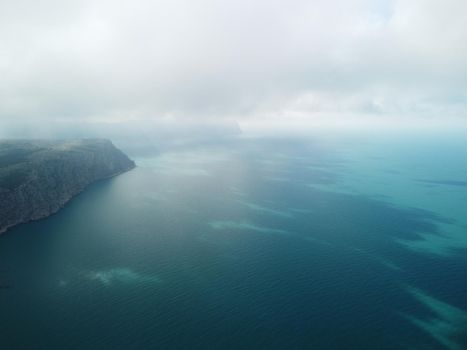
<box><xmin>0</xmin><ymin>164</ymin><xmax>135</xmax><ymax>235</ymax></box>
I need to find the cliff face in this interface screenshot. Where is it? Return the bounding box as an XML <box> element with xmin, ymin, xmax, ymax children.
<box><xmin>0</xmin><ymin>139</ymin><xmax>135</xmax><ymax>234</ymax></box>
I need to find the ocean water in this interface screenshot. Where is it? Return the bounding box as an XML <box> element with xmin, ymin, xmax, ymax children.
<box><xmin>1</xmin><ymin>132</ymin><xmax>467</xmax><ymax>349</ymax></box>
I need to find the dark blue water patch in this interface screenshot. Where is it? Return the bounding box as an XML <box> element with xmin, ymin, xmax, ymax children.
<box><xmin>415</xmin><ymin>179</ymin><xmax>467</xmax><ymax>187</ymax></box>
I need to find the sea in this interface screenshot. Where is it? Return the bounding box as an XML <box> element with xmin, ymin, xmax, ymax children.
<box><xmin>1</xmin><ymin>130</ymin><xmax>467</xmax><ymax>349</ymax></box>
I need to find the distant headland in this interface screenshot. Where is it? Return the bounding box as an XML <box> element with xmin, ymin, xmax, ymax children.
<box><xmin>0</xmin><ymin>139</ymin><xmax>135</xmax><ymax>234</ymax></box>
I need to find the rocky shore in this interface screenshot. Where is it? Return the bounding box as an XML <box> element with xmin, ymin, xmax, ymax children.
<box><xmin>0</xmin><ymin>139</ymin><xmax>135</xmax><ymax>234</ymax></box>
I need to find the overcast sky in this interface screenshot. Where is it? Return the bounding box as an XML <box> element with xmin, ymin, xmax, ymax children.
<box><xmin>1</xmin><ymin>0</ymin><xmax>466</xmax><ymax>126</ymax></box>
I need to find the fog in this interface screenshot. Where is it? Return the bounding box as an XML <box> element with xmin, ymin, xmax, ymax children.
<box><xmin>1</xmin><ymin>0</ymin><xmax>467</xmax><ymax>135</ymax></box>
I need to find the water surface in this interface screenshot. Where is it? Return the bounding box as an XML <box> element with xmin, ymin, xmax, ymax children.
<box><xmin>1</xmin><ymin>133</ymin><xmax>467</xmax><ymax>349</ymax></box>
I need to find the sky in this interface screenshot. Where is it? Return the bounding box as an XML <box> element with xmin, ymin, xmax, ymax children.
<box><xmin>1</xmin><ymin>0</ymin><xmax>466</xmax><ymax>129</ymax></box>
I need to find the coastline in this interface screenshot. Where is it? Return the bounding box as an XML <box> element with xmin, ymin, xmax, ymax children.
<box><xmin>0</xmin><ymin>156</ymin><xmax>135</xmax><ymax>235</ymax></box>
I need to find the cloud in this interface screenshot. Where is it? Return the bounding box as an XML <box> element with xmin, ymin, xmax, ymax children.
<box><xmin>0</xmin><ymin>0</ymin><xmax>466</xmax><ymax>124</ymax></box>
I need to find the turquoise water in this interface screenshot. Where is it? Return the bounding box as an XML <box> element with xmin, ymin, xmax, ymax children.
<box><xmin>1</xmin><ymin>133</ymin><xmax>467</xmax><ymax>349</ymax></box>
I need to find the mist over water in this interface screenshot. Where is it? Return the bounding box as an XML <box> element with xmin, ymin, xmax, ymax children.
<box><xmin>1</xmin><ymin>130</ymin><xmax>467</xmax><ymax>349</ymax></box>
<box><xmin>2</xmin><ymin>0</ymin><xmax>467</xmax><ymax>347</ymax></box>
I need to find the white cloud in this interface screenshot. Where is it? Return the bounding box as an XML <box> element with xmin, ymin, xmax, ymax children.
<box><xmin>0</xmin><ymin>0</ymin><xmax>466</xmax><ymax>124</ymax></box>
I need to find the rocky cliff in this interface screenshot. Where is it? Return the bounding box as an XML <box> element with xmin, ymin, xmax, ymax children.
<box><xmin>0</xmin><ymin>139</ymin><xmax>135</xmax><ymax>233</ymax></box>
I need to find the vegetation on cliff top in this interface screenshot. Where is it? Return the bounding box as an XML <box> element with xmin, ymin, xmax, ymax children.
<box><xmin>0</xmin><ymin>139</ymin><xmax>131</xmax><ymax>190</ymax></box>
